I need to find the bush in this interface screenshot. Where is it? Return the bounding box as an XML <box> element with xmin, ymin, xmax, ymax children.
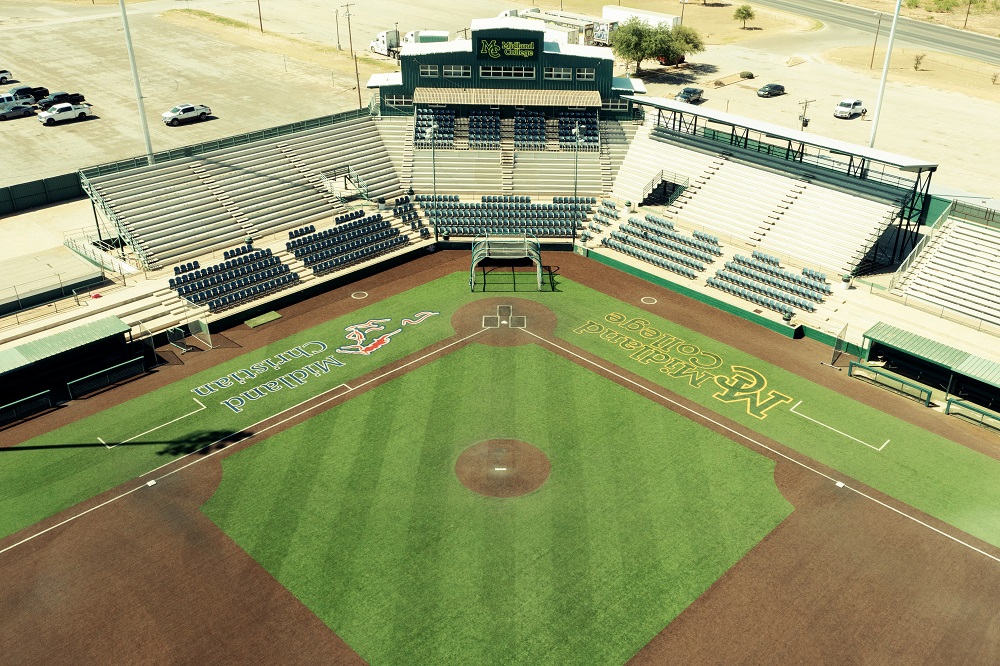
<box><xmin>905</xmin><ymin>0</ymin><xmax>920</xmax><ymax>7</ymax></box>
<box><xmin>740</xmin><ymin>71</ymin><xmax>755</xmax><ymax>79</ymax></box>
<box><xmin>914</xmin><ymin>53</ymin><xmax>926</xmax><ymax>70</ymax></box>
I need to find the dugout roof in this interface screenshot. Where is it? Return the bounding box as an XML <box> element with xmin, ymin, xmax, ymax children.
<box><xmin>624</xmin><ymin>96</ymin><xmax>937</xmax><ymax>172</ymax></box>
<box><xmin>0</xmin><ymin>316</ymin><xmax>130</xmax><ymax>375</ymax></box>
<box><xmin>863</xmin><ymin>321</ymin><xmax>1000</xmax><ymax>389</ymax></box>
<box><xmin>413</xmin><ymin>87</ymin><xmax>602</xmax><ymax>107</ymax></box>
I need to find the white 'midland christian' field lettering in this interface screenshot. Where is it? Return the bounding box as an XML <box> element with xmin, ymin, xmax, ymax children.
<box><xmin>217</xmin><ymin>354</ymin><xmax>346</xmax><ymax>414</ymax></box>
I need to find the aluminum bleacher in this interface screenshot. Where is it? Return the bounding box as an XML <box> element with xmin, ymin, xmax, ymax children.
<box><xmin>899</xmin><ymin>219</ymin><xmax>1000</xmax><ymax>328</ymax></box>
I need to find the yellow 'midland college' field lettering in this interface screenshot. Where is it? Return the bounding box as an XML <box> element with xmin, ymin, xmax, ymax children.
<box><xmin>572</xmin><ymin>313</ymin><xmax>793</xmax><ymax>419</ymax></box>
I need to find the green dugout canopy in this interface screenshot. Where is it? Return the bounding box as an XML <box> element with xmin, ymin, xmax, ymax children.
<box><xmin>0</xmin><ymin>316</ymin><xmax>130</xmax><ymax>376</ymax></box>
<box><xmin>863</xmin><ymin>321</ymin><xmax>1000</xmax><ymax>391</ymax></box>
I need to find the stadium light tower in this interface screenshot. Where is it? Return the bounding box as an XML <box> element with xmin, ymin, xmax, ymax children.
<box><xmin>572</xmin><ymin>121</ymin><xmax>582</xmax><ymax>247</ymax></box>
<box><xmin>869</xmin><ymin>0</ymin><xmax>903</xmax><ymax>148</ymax></box>
<box><xmin>118</xmin><ymin>0</ymin><xmax>153</xmax><ymax>166</ymax></box>
<box><xmin>426</xmin><ymin>122</ymin><xmax>439</xmax><ymax>240</ymax></box>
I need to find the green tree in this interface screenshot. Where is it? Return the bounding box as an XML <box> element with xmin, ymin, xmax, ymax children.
<box><xmin>610</xmin><ymin>17</ymin><xmax>654</xmax><ymax>73</ymax></box>
<box><xmin>612</xmin><ymin>19</ymin><xmax>705</xmax><ymax>72</ymax></box>
<box><xmin>734</xmin><ymin>4</ymin><xmax>756</xmax><ymax>29</ymax></box>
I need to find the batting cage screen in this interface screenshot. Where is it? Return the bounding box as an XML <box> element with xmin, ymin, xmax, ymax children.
<box><xmin>831</xmin><ymin>323</ymin><xmax>849</xmax><ymax>366</ymax></box>
<box><xmin>848</xmin><ymin>361</ymin><xmax>932</xmax><ymax>407</ymax></box>
<box><xmin>0</xmin><ymin>390</ymin><xmax>52</xmax><ymax>426</ymax></box>
<box><xmin>66</xmin><ymin>357</ymin><xmax>145</xmax><ymax>400</ymax></box>
<box><xmin>188</xmin><ymin>317</ymin><xmax>213</xmax><ymax>350</ymax></box>
<box><xmin>167</xmin><ymin>327</ymin><xmax>193</xmax><ymax>354</ymax></box>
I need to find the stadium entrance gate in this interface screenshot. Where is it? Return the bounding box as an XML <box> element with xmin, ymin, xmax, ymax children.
<box><xmin>470</xmin><ymin>233</ymin><xmax>543</xmax><ymax>292</ymax></box>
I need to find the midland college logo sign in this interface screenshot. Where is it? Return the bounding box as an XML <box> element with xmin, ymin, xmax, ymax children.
<box><xmin>477</xmin><ymin>38</ymin><xmax>538</xmax><ymax>60</ymax></box>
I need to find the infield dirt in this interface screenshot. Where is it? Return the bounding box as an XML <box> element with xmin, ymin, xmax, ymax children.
<box><xmin>2</xmin><ymin>250</ymin><xmax>999</xmax><ymax>663</ymax></box>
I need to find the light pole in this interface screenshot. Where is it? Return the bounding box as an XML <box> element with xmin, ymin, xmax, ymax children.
<box><xmin>869</xmin><ymin>12</ymin><xmax>882</xmax><ymax>70</ymax></box>
<box><xmin>869</xmin><ymin>0</ymin><xmax>904</xmax><ymax>148</ymax></box>
<box><xmin>118</xmin><ymin>0</ymin><xmax>153</xmax><ymax>166</ymax></box>
<box><xmin>572</xmin><ymin>121</ymin><xmax>581</xmax><ymax>247</ymax></box>
<box><xmin>426</xmin><ymin>123</ymin><xmax>439</xmax><ymax>240</ymax></box>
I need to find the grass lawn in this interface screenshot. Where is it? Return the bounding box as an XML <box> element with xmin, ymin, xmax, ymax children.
<box><xmin>202</xmin><ymin>343</ymin><xmax>792</xmax><ymax>665</ymax></box>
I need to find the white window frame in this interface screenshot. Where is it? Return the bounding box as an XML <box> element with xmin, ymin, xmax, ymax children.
<box><xmin>384</xmin><ymin>95</ymin><xmax>413</xmax><ymax>108</ymax></box>
<box><xmin>544</xmin><ymin>67</ymin><xmax>572</xmax><ymax>81</ymax></box>
<box><xmin>601</xmin><ymin>97</ymin><xmax>629</xmax><ymax>111</ymax></box>
<box><xmin>479</xmin><ymin>65</ymin><xmax>535</xmax><ymax>79</ymax></box>
<box><xmin>576</xmin><ymin>68</ymin><xmax>596</xmax><ymax>81</ymax></box>
<box><xmin>419</xmin><ymin>64</ymin><xmax>439</xmax><ymax>78</ymax></box>
<box><xmin>443</xmin><ymin>64</ymin><xmax>471</xmax><ymax>78</ymax></box>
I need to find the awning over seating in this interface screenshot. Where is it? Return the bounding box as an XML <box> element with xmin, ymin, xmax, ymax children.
<box><xmin>0</xmin><ymin>316</ymin><xmax>130</xmax><ymax>375</ymax></box>
<box><xmin>413</xmin><ymin>88</ymin><xmax>602</xmax><ymax>108</ymax></box>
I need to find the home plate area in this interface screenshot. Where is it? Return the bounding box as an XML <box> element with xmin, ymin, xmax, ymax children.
<box><xmin>451</xmin><ymin>298</ymin><xmax>558</xmax><ymax>346</ymax></box>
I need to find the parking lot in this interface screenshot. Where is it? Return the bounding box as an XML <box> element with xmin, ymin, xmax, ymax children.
<box><xmin>1</xmin><ymin>0</ymin><xmax>997</xmax><ymax>201</ymax></box>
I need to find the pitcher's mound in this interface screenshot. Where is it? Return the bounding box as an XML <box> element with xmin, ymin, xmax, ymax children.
<box><xmin>455</xmin><ymin>439</ymin><xmax>551</xmax><ymax>498</ymax></box>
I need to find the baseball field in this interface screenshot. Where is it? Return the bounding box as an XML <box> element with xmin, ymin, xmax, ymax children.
<box><xmin>2</xmin><ymin>251</ymin><xmax>999</xmax><ymax>663</ymax></box>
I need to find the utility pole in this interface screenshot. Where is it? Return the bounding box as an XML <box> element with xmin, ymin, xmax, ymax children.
<box><xmin>963</xmin><ymin>0</ymin><xmax>973</xmax><ymax>29</ymax></box>
<box><xmin>798</xmin><ymin>98</ymin><xmax>815</xmax><ymax>132</ymax></box>
<box><xmin>334</xmin><ymin>9</ymin><xmax>341</xmax><ymax>50</ymax></box>
<box><xmin>456</xmin><ymin>28</ymin><xmax>470</xmax><ymax>39</ymax></box>
<box><xmin>256</xmin><ymin>0</ymin><xmax>263</xmax><ymax>33</ymax></box>
<box><xmin>342</xmin><ymin>3</ymin><xmax>362</xmax><ymax>109</ymax></box>
<box><xmin>869</xmin><ymin>12</ymin><xmax>882</xmax><ymax>70</ymax></box>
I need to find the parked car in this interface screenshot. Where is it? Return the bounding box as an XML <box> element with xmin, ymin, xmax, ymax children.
<box><xmin>757</xmin><ymin>83</ymin><xmax>785</xmax><ymax>98</ymax></box>
<box><xmin>0</xmin><ymin>104</ymin><xmax>34</xmax><ymax>120</ymax></box>
<box><xmin>0</xmin><ymin>70</ymin><xmax>11</xmax><ymax>84</ymax></box>
<box><xmin>674</xmin><ymin>87</ymin><xmax>704</xmax><ymax>104</ymax></box>
<box><xmin>656</xmin><ymin>53</ymin><xmax>686</xmax><ymax>66</ymax></box>
<box><xmin>8</xmin><ymin>86</ymin><xmax>49</xmax><ymax>104</ymax></box>
<box><xmin>161</xmin><ymin>103</ymin><xmax>212</xmax><ymax>126</ymax></box>
<box><xmin>834</xmin><ymin>98</ymin><xmax>866</xmax><ymax>119</ymax></box>
<box><xmin>37</xmin><ymin>91</ymin><xmax>86</xmax><ymax>111</ymax></box>
<box><xmin>38</xmin><ymin>102</ymin><xmax>93</xmax><ymax>125</ymax></box>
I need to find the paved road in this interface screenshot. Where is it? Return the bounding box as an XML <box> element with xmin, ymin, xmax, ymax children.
<box><xmin>754</xmin><ymin>0</ymin><xmax>1000</xmax><ymax>65</ymax></box>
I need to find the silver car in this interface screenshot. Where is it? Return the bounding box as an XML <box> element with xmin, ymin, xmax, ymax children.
<box><xmin>0</xmin><ymin>104</ymin><xmax>34</xmax><ymax>120</ymax></box>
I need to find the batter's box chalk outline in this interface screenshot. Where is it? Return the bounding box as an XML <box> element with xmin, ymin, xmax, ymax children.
<box><xmin>510</xmin><ymin>315</ymin><xmax>526</xmax><ymax>329</ymax></box>
<box><xmin>483</xmin><ymin>315</ymin><xmax>501</xmax><ymax>329</ymax></box>
<box><xmin>497</xmin><ymin>305</ymin><xmax>513</xmax><ymax>318</ymax></box>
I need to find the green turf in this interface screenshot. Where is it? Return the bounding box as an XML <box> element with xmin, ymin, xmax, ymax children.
<box><xmin>202</xmin><ymin>343</ymin><xmax>792</xmax><ymax>665</ymax></box>
<box><xmin>6</xmin><ymin>270</ymin><xmax>1000</xmax><ymax>553</ymax></box>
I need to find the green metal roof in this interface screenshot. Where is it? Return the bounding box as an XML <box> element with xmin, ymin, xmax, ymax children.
<box><xmin>863</xmin><ymin>321</ymin><xmax>1000</xmax><ymax>390</ymax></box>
<box><xmin>0</xmin><ymin>316</ymin><xmax>130</xmax><ymax>375</ymax></box>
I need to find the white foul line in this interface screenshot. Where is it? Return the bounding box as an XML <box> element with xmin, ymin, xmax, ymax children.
<box><xmin>521</xmin><ymin>328</ymin><xmax>1000</xmax><ymax>565</ymax></box>
<box><xmin>0</xmin><ymin>330</ymin><xmax>485</xmax><ymax>556</ymax></box>
<box><xmin>101</xmin><ymin>398</ymin><xmax>207</xmax><ymax>449</ymax></box>
<box><xmin>789</xmin><ymin>400</ymin><xmax>890</xmax><ymax>452</ymax></box>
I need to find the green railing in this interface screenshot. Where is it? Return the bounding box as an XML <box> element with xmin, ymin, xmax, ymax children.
<box><xmin>945</xmin><ymin>398</ymin><xmax>1000</xmax><ymax>432</ymax></box>
<box><xmin>848</xmin><ymin>361</ymin><xmax>932</xmax><ymax>407</ymax></box>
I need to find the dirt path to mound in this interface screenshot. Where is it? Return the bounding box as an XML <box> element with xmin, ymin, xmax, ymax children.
<box><xmin>2</xmin><ymin>250</ymin><xmax>999</xmax><ymax>663</ymax></box>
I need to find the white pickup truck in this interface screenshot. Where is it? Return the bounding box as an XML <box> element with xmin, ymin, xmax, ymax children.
<box><xmin>38</xmin><ymin>102</ymin><xmax>93</xmax><ymax>125</ymax></box>
<box><xmin>162</xmin><ymin>103</ymin><xmax>211</xmax><ymax>126</ymax></box>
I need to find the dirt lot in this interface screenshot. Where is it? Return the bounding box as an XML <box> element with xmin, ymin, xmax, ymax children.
<box><xmin>3</xmin><ymin>0</ymin><xmax>999</xmax><ymax>199</ymax></box>
<box><xmin>3</xmin><ymin>251</ymin><xmax>1000</xmax><ymax>663</ymax></box>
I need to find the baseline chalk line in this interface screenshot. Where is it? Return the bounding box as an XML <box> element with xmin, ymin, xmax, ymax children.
<box><xmin>101</xmin><ymin>398</ymin><xmax>207</xmax><ymax>449</ymax></box>
<box><xmin>789</xmin><ymin>400</ymin><xmax>889</xmax><ymax>451</ymax></box>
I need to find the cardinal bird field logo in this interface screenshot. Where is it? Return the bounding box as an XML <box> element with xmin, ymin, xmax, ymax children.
<box><xmin>336</xmin><ymin>311</ymin><xmax>439</xmax><ymax>355</ymax></box>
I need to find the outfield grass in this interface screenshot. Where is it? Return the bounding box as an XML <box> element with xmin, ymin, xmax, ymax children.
<box><xmin>5</xmin><ymin>271</ymin><xmax>1000</xmax><ymax>553</ymax></box>
<box><xmin>202</xmin><ymin>343</ymin><xmax>792</xmax><ymax>665</ymax></box>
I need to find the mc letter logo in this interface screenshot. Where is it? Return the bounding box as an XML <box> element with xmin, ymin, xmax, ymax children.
<box><xmin>712</xmin><ymin>365</ymin><xmax>792</xmax><ymax>419</ymax></box>
<box><xmin>480</xmin><ymin>39</ymin><xmax>501</xmax><ymax>59</ymax></box>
